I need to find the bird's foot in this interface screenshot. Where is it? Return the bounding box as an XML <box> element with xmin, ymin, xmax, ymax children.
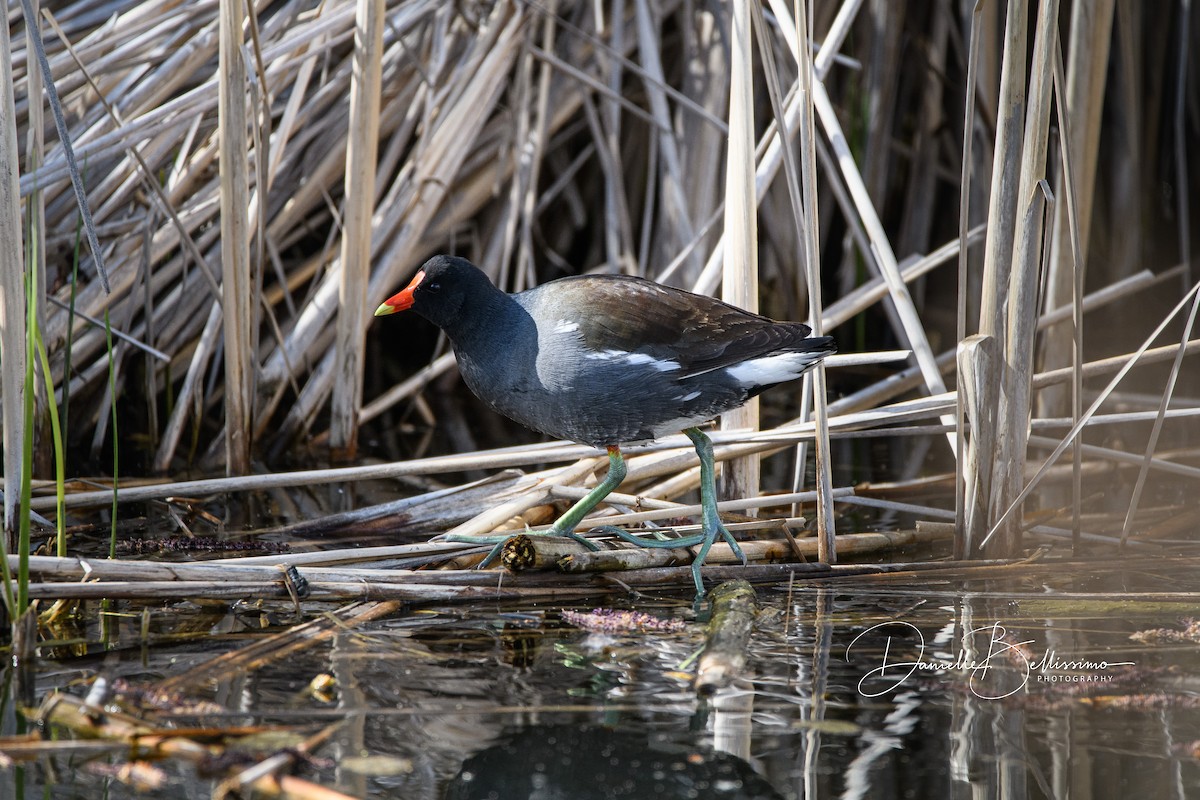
<box><xmin>689</xmin><ymin>521</ymin><xmax>746</xmax><ymax>598</ymax></box>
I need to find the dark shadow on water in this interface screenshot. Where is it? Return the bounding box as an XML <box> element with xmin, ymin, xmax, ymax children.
<box><xmin>444</xmin><ymin>724</ymin><xmax>785</xmax><ymax>800</ymax></box>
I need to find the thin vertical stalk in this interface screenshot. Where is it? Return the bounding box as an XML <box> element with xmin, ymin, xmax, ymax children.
<box><xmin>795</xmin><ymin>0</ymin><xmax>836</xmax><ymax>562</ymax></box>
<box><xmin>634</xmin><ymin>0</ymin><xmax>697</xmax><ymax>274</ymax></box>
<box><xmin>154</xmin><ymin>302</ymin><xmax>221</xmax><ymax>472</ymax></box>
<box><xmin>24</xmin><ymin>1</ymin><xmax>48</xmax><ymax>479</ymax></box>
<box><xmin>331</xmin><ymin>0</ymin><xmax>385</xmax><ymax>459</ymax></box>
<box><xmin>0</xmin><ymin>13</ymin><xmax>27</xmax><ymax>559</ymax></box>
<box><xmin>956</xmin><ymin>0</ymin><xmax>984</xmax><ymax>558</ymax></box>
<box><xmin>33</xmin><ymin>332</ymin><xmax>64</xmax><ymax>558</ymax></box>
<box><xmin>1043</xmin><ymin>0</ymin><xmax>1115</xmax><ymax>551</ymax></box>
<box><xmin>105</xmin><ymin>310</ymin><xmax>118</xmax><ymax>559</ymax></box>
<box><xmin>979</xmin><ymin>0</ymin><xmax>1028</xmax><ymax>342</ymax></box>
<box><xmin>62</xmin><ymin>215</ymin><xmax>83</xmax><ymax>464</ymax></box>
<box><xmin>720</xmin><ymin>0</ymin><xmax>760</xmax><ymax>504</ymax></box>
<box><xmin>1175</xmin><ymin>0</ymin><xmax>1192</xmax><ymax>288</ymax></box>
<box><xmin>748</xmin><ymin>0</ymin><xmax>831</xmax><ymax>549</ymax></box>
<box><xmin>17</xmin><ymin>0</ymin><xmax>109</xmax><ymax>293</ymax></box>
<box><xmin>1051</xmin><ymin>35</ymin><xmax>1087</xmax><ymax>553</ymax></box>
<box><xmin>603</xmin><ymin>0</ymin><xmax>630</xmax><ymax>273</ymax></box>
<box><xmin>989</xmin><ymin>0</ymin><xmax>1059</xmax><ymax>557</ymax></box>
<box><xmin>219</xmin><ymin>0</ymin><xmax>255</xmax><ymax>474</ymax></box>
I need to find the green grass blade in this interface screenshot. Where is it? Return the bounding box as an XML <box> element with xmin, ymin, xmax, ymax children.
<box><xmin>33</xmin><ymin>326</ymin><xmax>65</xmax><ymax>557</ymax></box>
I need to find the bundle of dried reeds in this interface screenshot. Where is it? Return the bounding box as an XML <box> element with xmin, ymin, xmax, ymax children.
<box><xmin>2</xmin><ymin>0</ymin><xmax>1196</xmax><ymax>567</ymax></box>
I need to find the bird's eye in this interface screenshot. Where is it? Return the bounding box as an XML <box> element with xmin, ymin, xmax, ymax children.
<box><xmin>425</xmin><ymin>281</ymin><xmax>441</xmax><ymax>293</ymax></box>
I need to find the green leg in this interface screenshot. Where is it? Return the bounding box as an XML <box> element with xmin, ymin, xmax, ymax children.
<box><xmin>683</xmin><ymin>427</ymin><xmax>746</xmax><ymax>597</ymax></box>
<box><xmin>549</xmin><ymin>445</ymin><xmax>627</xmax><ymax>536</ymax></box>
<box><xmin>474</xmin><ymin>446</ymin><xmax>626</xmax><ymax>567</ymax></box>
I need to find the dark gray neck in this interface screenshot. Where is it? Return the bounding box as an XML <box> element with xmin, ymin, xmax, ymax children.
<box><xmin>443</xmin><ymin>288</ymin><xmax>536</xmax><ymax>368</ymax></box>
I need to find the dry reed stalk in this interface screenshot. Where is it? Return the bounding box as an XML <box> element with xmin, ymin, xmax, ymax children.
<box><xmin>793</xmin><ymin>0</ymin><xmax>836</xmax><ymax>562</ymax></box>
<box><xmin>719</xmin><ymin>0</ymin><xmax>760</xmax><ymax>506</ymax></box>
<box><xmin>562</xmin><ymin>486</ymin><xmax>855</xmax><ymax>531</ymax></box>
<box><xmin>956</xmin><ymin>334</ymin><xmax>996</xmax><ymax>557</ymax></box>
<box><xmin>1038</xmin><ymin>0</ymin><xmax>1114</xmax><ymax>423</ymax></box>
<box><xmin>329</xmin><ymin>0</ymin><xmax>384</xmax><ymax>458</ymax></box>
<box><xmin>269</xmin><ymin>4</ymin><xmax>525</xmax><ymax>443</ymax></box>
<box><xmin>0</xmin><ymin>14</ymin><xmax>27</xmax><ymax>547</ymax></box>
<box><xmin>777</xmin><ymin>1</ymin><xmax>951</xmax><ymax>436</ymax></box>
<box><xmin>19</xmin><ymin>579</ymin><xmax>611</xmax><ymax>603</ymax></box>
<box><xmin>989</xmin><ymin>0</ymin><xmax>1059</xmax><ymax>557</ymax></box>
<box><xmin>955</xmin><ymin>0</ymin><xmax>984</xmax><ymax>558</ymax></box>
<box><xmin>1026</xmin><ymin>435</ymin><xmax>1200</xmax><ymax>482</ymax></box>
<box><xmin>634</xmin><ymin>0</ymin><xmax>696</xmax><ymax>269</ymax></box>
<box><xmin>153</xmin><ymin>300</ymin><xmax>220</xmax><ymax>471</ymax></box>
<box><xmin>1050</xmin><ymin>33</ymin><xmax>1086</xmax><ymax>550</ymax></box>
<box><xmin>961</xmin><ymin>18</ymin><xmax>1019</xmax><ymax>676</ymax></box>
<box><xmin>563</xmin><ymin>529</ymin><xmax>949</xmax><ymax>573</ymax></box>
<box><xmin>676</xmin><ymin>7</ymin><xmax>724</xmax><ymax>282</ymax></box>
<box><xmin>218</xmin><ymin>0</ymin><xmax>254</xmax><ymax>474</ymax></box>
<box><xmin>441</xmin><ymin>454</ymin><xmax>605</xmax><ymax>539</ymax></box>
<box><xmin>1173</xmin><ymin>2</ymin><xmax>1193</xmax><ymax>291</ymax></box>
<box><xmin>979</xmin><ymin>0</ymin><xmax>1028</xmax><ymax>342</ymax></box>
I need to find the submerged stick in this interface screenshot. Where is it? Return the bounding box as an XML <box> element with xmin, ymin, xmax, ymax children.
<box><xmin>696</xmin><ymin>580</ymin><xmax>757</xmax><ymax>695</ymax></box>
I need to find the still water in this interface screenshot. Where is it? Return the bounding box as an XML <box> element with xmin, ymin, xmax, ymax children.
<box><xmin>6</xmin><ymin>559</ymin><xmax>1198</xmax><ymax>799</ymax></box>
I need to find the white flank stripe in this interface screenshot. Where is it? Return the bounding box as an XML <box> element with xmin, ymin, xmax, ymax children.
<box><xmin>622</xmin><ymin>352</ymin><xmax>681</xmax><ymax>371</ymax></box>
<box><xmin>584</xmin><ymin>349</ymin><xmax>680</xmax><ymax>372</ymax></box>
<box><xmin>725</xmin><ymin>352</ymin><xmax>821</xmax><ymax>386</ymax></box>
<box><xmin>554</xmin><ymin>319</ymin><xmax>580</xmax><ymax>333</ymax></box>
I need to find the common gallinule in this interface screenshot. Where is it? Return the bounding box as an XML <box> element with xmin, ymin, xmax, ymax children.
<box><xmin>375</xmin><ymin>255</ymin><xmax>835</xmax><ymax>595</ymax></box>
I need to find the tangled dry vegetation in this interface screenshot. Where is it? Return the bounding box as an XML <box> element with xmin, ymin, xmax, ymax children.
<box><xmin>2</xmin><ymin>0</ymin><xmax>1197</xmax><ymax>561</ymax></box>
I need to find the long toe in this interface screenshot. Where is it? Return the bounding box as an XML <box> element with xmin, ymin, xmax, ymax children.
<box><xmin>478</xmin><ymin>540</ymin><xmax>506</xmax><ymax>569</ymax></box>
<box><xmin>691</xmin><ymin>560</ymin><xmax>706</xmax><ymax>598</ymax></box>
<box><xmin>719</xmin><ymin>526</ymin><xmax>747</xmax><ymax>566</ymax></box>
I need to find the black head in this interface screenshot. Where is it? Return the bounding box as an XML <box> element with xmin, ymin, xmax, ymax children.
<box><xmin>374</xmin><ymin>255</ymin><xmax>500</xmax><ymax>331</ymax></box>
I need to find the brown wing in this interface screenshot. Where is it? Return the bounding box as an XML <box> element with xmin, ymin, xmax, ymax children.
<box><xmin>549</xmin><ymin>274</ymin><xmax>815</xmax><ymax>376</ymax></box>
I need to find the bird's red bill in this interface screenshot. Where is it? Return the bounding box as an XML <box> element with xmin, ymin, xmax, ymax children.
<box><xmin>374</xmin><ymin>270</ymin><xmax>424</xmax><ymax>316</ymax></box>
